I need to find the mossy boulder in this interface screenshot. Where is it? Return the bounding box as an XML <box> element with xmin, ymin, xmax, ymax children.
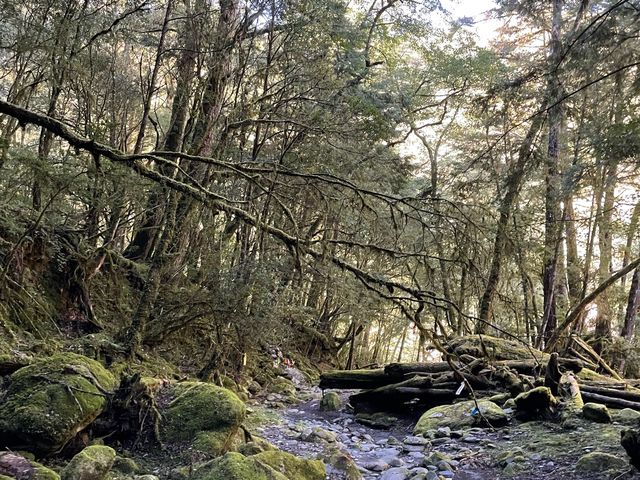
<box><xmin>191</xmin><ymin>450</ymin><xmax>325</xmax><ymax>480</ymax></box>
<box><xmin>268</xmin><ymin>377</ymin><xmax>296</xmax><ymax>397</ymax></box>
<box><xmin>252</xmin><ymin>450</ymin><xmax>325</xmax><ymax>480</ymax></box>
<box><xmin>320</xmin><ymin>392</ymin><xmax>341</xmax><ymax>411</ymax></box>
<box><xmin>575</xmin><ymin>452</ymin><xmax>627</xmax><ymax>474</ymax></box>
<box><xmin>191</xmin><ymin>452</ymin><xmax>286</xmax><ymax>480</ymax></box>
<box><xmin>61</xmin><ymin>445</ymin><xmax>116</xmax><ymax>480</ymax></box>
<box><xmin>0</xmin><ymin>353</ymin><xmax>118</xmax><ymax>454</ymax></box>
<box><xmin>355</xmin><ymin>412</ymin><xmax>398</xmax><ymax>430</ymax></box>
<box><xmin>582</xmin><ymin>402</ymin><xmax>612</xmax><ymax>423</ymax></box>
<box><xmin>514</xmin><ymin>387</ymin><xmax>557</xmax><ymax>417</ymax></box>
<box><xmin>614</xmin><ymin>408</ymin><xmax>640</xmax><ymax>425</ymax></box>
<box><xmin>161</xmin><ymin>382</ymin><xmax>246</xmax><ymax>456</ymax></box>
<box><xmin>414</xmin><ymin>400</ymin><xmax>507</xmax><ymax>434</ymax></box>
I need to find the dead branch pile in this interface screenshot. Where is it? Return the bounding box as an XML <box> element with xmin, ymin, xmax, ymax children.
<box><xmin>320</xmin><ymin>335</ymin><xmax>640</xmax><ymax>413</ymax></box>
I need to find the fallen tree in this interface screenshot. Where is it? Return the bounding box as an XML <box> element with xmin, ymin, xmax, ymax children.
<box><xmin>320</xmin><ymin>335</ymin><xmax>640</xmax><ymax>414</ymax></box>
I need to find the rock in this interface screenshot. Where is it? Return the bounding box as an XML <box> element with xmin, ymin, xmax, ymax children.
<box><xmin>414</xmin><ymin>400</ymin><xmax>507</xmax><ymax>434</ymax></box>
<box><xmin>355</xmin><ymin>412</ymin><xmax>398</xmax><ymax>430</ymax></box>
<box><xmin>0</xmin><ymin>452</ymin><xmax>60</xmax><ymax>480</ymax></box>
<box><xmin>252</xmin><ymin>450</ymin><xmax>325</xmax><ymax>480</ymax></box>
<box><xmin>320</xmin><ymin>392</ymin><xmax>341</xmax><ymax>411</ymax></box>
<box><xmin>161</xmin><ymin>382</ymin><xmax>245</xmax><ymax>456</ymax></box>
<box><xmin>238</xmin><ymin>437</ymin><xmax>277</xmax><ymax>456</ymax></box>
<box><xmin>111</xmin><ymin>457</ymin><xmax>139</xmax><ymax>475</ymax></box>
<box><xmin>268</xmin><ymin>377</ymin><xmax>297</xmax><ymax>397</ymax></box>
<box><xmin>326</xmin><ymin>450</ymin><xmax>362</xmax><ymax>480</ymax></box>
<box><xmin>299</xmin><ymin>426</ymin><xmax>337</xmax><ymax>443</ymax></box>
<box><xmin>379</xmin><ymin>467</ymin><xmax>411</xmax><ymax>480</ymax></box>
<box><xmin>403</xmin><ymin>436</ymin><xmax>430</xmax><ymax>446</ymax></box>
<box><xmin>363</xmin><ymin>460</ymin><xmax>389</xmax><ymax>472</ymax></box>
<box><xmin>191</xmin><ymin>450</ymin><xmax>324</xmax><ymax>480</ymax></box>
<box><xmin>0</xmin><ymin>353</ymin><xmax>118</xmax><ymax>455</ymax></box>
<box><xmin>575</xmin><ymin>452</ymin><xmax>627</xmax><ymax>474</ymax></box>
<box><xmin>62</xmin><ymin>445</ymin><xmax>116</xmax><ymax>480</ymax></box>
<box><xmin>614</xmin><ymin>408</ymin><xmax>640</xmax><ymax>425</ymax></box>
<box><xmin>514</xmin><ymin>387</ymin><xmax>557</xmax><ymax>416</ymax></box>
<box><xmin>191</xmin><ymin>452</ymin><xmax>286</xmax><ymax>480</ymax></box>
<box><xmin>621</xmin><ymin>429</ymin><xmax>640</xmax><ymax>469</ymax></box>
<box><xmin>423</xmin><ymin>451</ymin><xmax>452</xmax><ymax>467</ymax></box>
<box><xmin>582</xmin><ymin>402</ymin><xmax>611</xmax><ymax>423</ymax></box>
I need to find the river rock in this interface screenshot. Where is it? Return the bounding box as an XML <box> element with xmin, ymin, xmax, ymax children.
<box><xmin>320</xmin><ymin>392</ymin><xmax>341</xmax><ymax>411</ymax></box>
<box><xmin>379</xmin><ymin>467</ymin><xmax>411</xmax><ymax>480</ymax></box>
<box><xmin>414</xmin><ymin>400</ymin><xmax>507</xmax><ymax>434</ymax></box>
<box><xmin>575</xmin><ymin>452</ymin><xmax>627</xmax><ymax>474</ymax></box>
<box><xmin>582</xmin><ymin>402</ymin><xmax>611</xmax><ymax>423</ymax></box>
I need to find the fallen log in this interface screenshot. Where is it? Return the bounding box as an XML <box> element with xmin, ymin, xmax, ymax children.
<box><xmin>580</xmin><ymin>385</ymin><xmax>640</xmax><ymax>403</ymax></box>
<box><xmin>319</xmin><ymin>369</ymin><xmax>395</xmax><ymax>390</ymax></box>
<box><xmin>384</xmin><ymin>357</ymin><xmax>582</xmax><ymax>379</ymax></box>
<box><xmin>581</xmin><ymin>391</ymin><xmax>640</xmax><ymax>410</ymax></box>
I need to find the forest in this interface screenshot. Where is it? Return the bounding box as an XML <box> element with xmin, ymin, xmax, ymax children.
<box><xmin>2</xmin><ymin>0</ymin><xmax>640</xmax><ymax>479</ymax></box>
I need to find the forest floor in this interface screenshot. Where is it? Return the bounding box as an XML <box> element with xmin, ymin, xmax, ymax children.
<box><xmin>250</xmin><ymin>368</ymin><xmax>637</xmax><ymax>480</ymax></box>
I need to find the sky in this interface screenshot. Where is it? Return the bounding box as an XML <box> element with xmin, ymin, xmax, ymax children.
<box><xmin>440</xmin><ymin>0</ymin><xmax>501</xmax><ymax>46</ymax></box>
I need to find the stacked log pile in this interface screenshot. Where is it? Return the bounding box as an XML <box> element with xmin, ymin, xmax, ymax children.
<box><xmin>320</xmin><ymin>335</ymin><xmax>640</xmax><ymax>413</ymax></box>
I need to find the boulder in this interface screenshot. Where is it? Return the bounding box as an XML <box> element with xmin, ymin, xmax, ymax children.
<box><xmin>61</xmin><ymin>445</ymin><xmax>116</xmax><ymax>480</ymax></box>
<box><xmin>0</xmin><ymin>353</ymin><xmax>118</xmax><ymax>454</ymax></box>
<box><xmin>514</xmin><ymin>387</ymin><xmax>557</xmax><ymax>417</ymax></box>
<box><xmin>614</xmin><ymin>408</ymin><xmax>640</xmax><ymax>425</ymax></box>
<box><xmin>268</xmin><ymin>377</ymin><xmax>296</xmax><ymax>397</ymax></box>
<box><xmin>191</xmin><ymin>451</ymin><xmax>324</xmax><ymax>480</ymax></box>
<box><xmin>325</xmin><ymin>450</ymin><xmax>361</xmax><ymax>480</ymax></box>
<box><xmin>414</xmin><ymin>400</ymin><xmax>507</xmax><ymax>435</ymax></box>
<box><xmin>161</xmin><ymin>382</ymin><xmax>246</xmax><ymax>456</ymax></box>
<box><xmin>582</xmin><ymin>402</ymin><xmax>611</xmax><ymax>423</ymax></box>
<box><xmin>320</xmin><ymin>392</ymin><xmax>341</xmax><ymax>411</ymax></box>
<box><xmin>355</xmin><ymin>412</ymin><xmax>398</xmax><ymax>430</ymax></box>
<box><xmin>252</xmin><ymin>450</ymin><xmax>325</xmax><ymax>480</ymax></box>
<box><xmin>575</xmin><ymin>452</ymin><xmax>627</xmax><ymax>474</ymax></box>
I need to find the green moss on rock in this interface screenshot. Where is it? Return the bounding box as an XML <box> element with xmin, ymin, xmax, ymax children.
<box><xmin>0</xmin><ymin>353</ymin><xmax>118</xmax><ymax>454</ymax></box>
<box><xmin>582</xmin><ymin>402</ymin><xmax>612</xmax><ymax>423</ymax></box>
<box><xmin>320</xmin><ymin>392</ymin><xmax>341</xmax><ymax>411</ymax></box>
<box><xmin>161</xmin><ymin>382</ymin><xmax>245</xmax><ymax>456</ymax></box>
<box><xmin>514</xmin><ymin>387</ymin><xmax>557</xmax><ymax>416</ymax></box>
<box><xmin>61</xmin><ymin>445</ymin><xmax>116</xmax><ymax>480</ymax></box>
<box><xmin>252</xmin><ymin>450</ymin><xmax>325</xmax><ymax>480</ymax></box>
<box><xmin>414</xmin><ymin>400</ymin><xmax>507</xmax><ymax>434</ymax></box>
<box><xmin>191</xmin><ymin>452</ymin><xmax>286</xmax><ymax>480</ymax></box>
<box><xmin>268</xmin><ymin>377</ymin><xmax>296</xmax><ymax>397</ymax></box>
<box><xmin>575</xmin><ymin>452</ymin><xmax>627</xmax><ymax>474</ymax></box>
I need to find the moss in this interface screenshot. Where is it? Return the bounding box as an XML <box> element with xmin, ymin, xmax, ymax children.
<box><xmin>0</xmin><ymin>353</ymin><xmax>118</xmax><ymax>454</ymax></box>
<box><xmin>61</xmin><ymin>445</ymin><xmax>116</xmax><ymax>480</ymax></box>
<box><xmin>252</xmin><ymin>450</ymin><xmax>325</xmax><ymax>480</ymax></box>
<box><xmin>191</xmin><ymin>452</ymin><xmax>286</xmax><ymax>480</ymax></box>
<box><xmin>414</xmin><ymin>400</ymin><xmax>507</xmax><ymax>434</ymax></box>
<box><xmin>319</xmin><ymin>392</ymin><xmax>341</xmax><ymax>411</ymax></box>
<box><xmin>514</xmin><ymin>387</ymin><xmax>557</xmax><ymax>416</ymax></box>
<box><xmin>33</xmin><ymin>462</ymin><xmax>62</xmax><ymax>480</ymax></box>
<box><xmin>582</xmin><ymin>403</ymin><xmax>612</xmax><ymax>423</ymax></box>
<box><xmin>575</xmin><ymin>452</ymin><xmax>627</xmax><ymax>474</ymax></box>
<box><xmin>161</xmin><ymin>382</ymin><xmax>245</xmax><ymax>456</ymax></box>
<box><xmin>238</xmin><ymin>437</ymin><xmax>277</xmax><ymax>456</ymax></box>
<box><xmin>268</xmin><ymin>377</ymin><xmax>296</xmax><ymax>397</ymax></box>
<box><xmin>447</xmin><ymin>335</ymin><xmax>546</xmax><ymax>361</ymax></box>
